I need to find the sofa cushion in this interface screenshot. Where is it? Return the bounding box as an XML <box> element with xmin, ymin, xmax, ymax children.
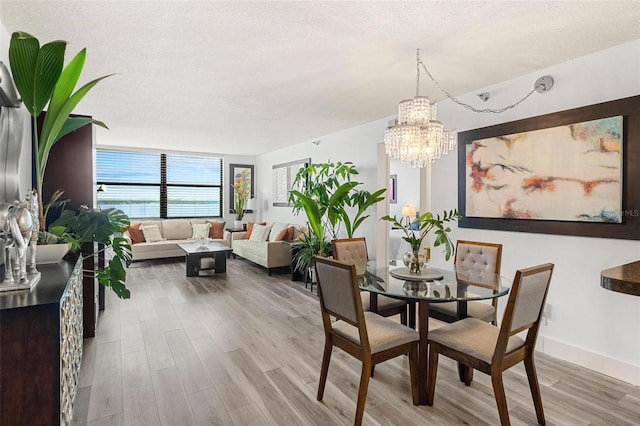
<box><xmin>141</xmin><ymin>224</ymin><xmax>164</xmax><ymax>242</ymax></box>
<box><xmin>206</xmin><ymin>220</ymin><xmax>225</xmax><ymax>239</ymax></box>
<box><xmin>249</xmin><ymin>224</ymin><xmax>271</xmax><ymax>242</ymax></box>
<box><xmin>274</xmin><ymin>225</ymin><xmax>294</xmax><ymax>241</ymax></box>
<box><xmin>191</xmin><ymin>223</ymin><xmax>211</xmax><ymax>239</ymax></box>
<box><xmin>162</xmin><ymin>219</ymin><xmax>192</xmax><ymax>240</ymax></box>
<box><xmin>268</xmin><ymin>222</ymin><xmax>289</xmax><ymax>242</ymax></box>
<box><xmin>244</xmin><ymin>222</ymin><xmax>266</xmax><ymax>240</ymax></box>
<box><xmin>127</xmin><ymin>223</ymin><xmax>145</xmax><ymax>243</ymax></box>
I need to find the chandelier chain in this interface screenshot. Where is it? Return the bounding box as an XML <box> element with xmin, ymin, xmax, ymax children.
<box><xmin>417</xmin><ymin>58</ymin><xmax>538</xmax><ymax>114</ymax></box>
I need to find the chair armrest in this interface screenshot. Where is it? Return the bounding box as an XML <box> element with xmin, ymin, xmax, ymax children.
<box><xmin>231</xmin><ymin>231</ymin><xmax>246</xmax><ymax>240</ymax></box>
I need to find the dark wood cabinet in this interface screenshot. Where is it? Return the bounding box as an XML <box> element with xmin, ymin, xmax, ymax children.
<box><xmin>40</xmin><ymin>115</ymin><xmax>98</xmax><ymax>337</ymax></box>
<box><xmin>0</xmin><ymin>257</ymin><xmax>83</xmax><ymax>425</ymax></box>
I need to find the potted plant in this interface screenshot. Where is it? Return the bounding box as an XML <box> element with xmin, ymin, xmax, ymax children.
<box><xmin>381</xmin><ymin>209</ymin><xmax>461</xmax><ymax>274</ymax></box>
<box><xmin>8</xmin><ymin>31</ymin><xmax>131</xmax><ymax>298</ymax></box>
<box><xmin>231</xmin><ymin>168</ymin><xmax>250</xmax><ymax>227</ymax></box>
<box><xmin>289</xmin><ymin>161</ymin><xmax>386</xmax><ymax>273</ymax></box>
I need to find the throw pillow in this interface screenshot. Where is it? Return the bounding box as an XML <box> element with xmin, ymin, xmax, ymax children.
<box><xmin>249</xmin><ymin>224</ymin><xmax>272</xmax><ymax>242</ymax></box>
<box><xmin>191</xmin><ymin>223</ymin><xmax>211</xmax><ymax>240</ymax></box>
<box><xmin>127</xmin><ymin>223</ymin><xmax>145</xmax><ymax>244</ymax></box>
<box><xmin>274</xmin><ymin>225</ymin><xmax>295</xmax><ymax>241</ymax></box>
<box><xmin>268</xmin><ymin>222</ymin><xmax>289</xmax><ymax>242</ymax></box>
<box><xmin>140</xmin><ymin>224</ymin><xmax>164</xmax><ymax>242</ymax></box>
<box><xmin>206</xmin><ymin>220</ymin><xmax>225</xmax><ymax>239</ymax></box>
<box><xmin>243</xmin><ymin>221</ymin><xmax>266</xmax><ymax>240</ymax></box>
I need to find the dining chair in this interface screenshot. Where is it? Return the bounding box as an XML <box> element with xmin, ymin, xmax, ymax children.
<box><xmin>332</xmin><ymin>238</ymin><xmax>409</xmax><ymax>325</ymax></box>
<box><xmin>426</xmin><ymin>263</ymin><xmax>554</xmax><ymax>426</ymax></box>
<box><xmin>429</xmin><ymin>240</ymin><xmax>503</xmax><ymax>325</ymax></box>
<box><xmin>314</xmin><ymin>256</ymin><xmax>419</xmax><ymax>426</ymax></box>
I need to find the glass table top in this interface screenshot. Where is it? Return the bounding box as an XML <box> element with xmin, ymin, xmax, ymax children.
<box><xmin>359</xmin><ymin>261</ymin><xmax>510</xmax><ymax>303</ymax></box>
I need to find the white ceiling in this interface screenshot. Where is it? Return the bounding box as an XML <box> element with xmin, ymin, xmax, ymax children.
<box><xmin>1</xmin><ymin>1</ymin><xmax>639</xmax><ymax>156</ymax></box>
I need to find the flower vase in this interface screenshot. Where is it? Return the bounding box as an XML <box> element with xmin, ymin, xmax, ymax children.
<box><xmin>403</xmin><ymin>247</ymin><xmax>427</xmax><ymax>274</ymax></box>
<box><xmin>234</xmin><ymin>220</ymin><xmax>243</xmax><ymax>229</ymax></box>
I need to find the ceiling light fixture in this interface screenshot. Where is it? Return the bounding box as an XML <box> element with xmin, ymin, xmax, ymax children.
<box><xmin>384</xmin><ymin>49</ymin><xmax>554</xmax><ymax>168</ymax></box>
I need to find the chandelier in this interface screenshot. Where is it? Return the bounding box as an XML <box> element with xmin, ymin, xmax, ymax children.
<box><xmin>384</xmin><ymin>50</ymin><xmax>554</xmax><ymax>168</ymax></box>
<box><xmin>384</xmin><ymin>50</ymin><xmax>456</xmax><ymax>168</ymax></box>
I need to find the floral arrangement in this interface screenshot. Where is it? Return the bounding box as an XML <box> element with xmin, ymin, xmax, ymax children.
<box><xmin>232</xmin><ymin>169</ymin><xmax>251</xmax><ymax>220</ymax></box>
<box><xmin>382</xmin><ymin>209</ymin><xmax>461</xmax><ymax>273</ymax></box>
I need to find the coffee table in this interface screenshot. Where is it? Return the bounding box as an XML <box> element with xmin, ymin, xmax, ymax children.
<box><xmin>177</xmin><ymin>241</ymin><xmax>233</xmax><ymax>277</ymax></box>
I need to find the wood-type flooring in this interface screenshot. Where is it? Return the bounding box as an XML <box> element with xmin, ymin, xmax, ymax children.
<box><xmin>73</xmin><ymin>258</ymin><xmax>640</xmax><ymax>425</ymax></box>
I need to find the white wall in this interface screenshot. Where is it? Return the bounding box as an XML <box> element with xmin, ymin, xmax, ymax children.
<box><xmin>390</xmin><ymin>159</ymin><xmax>421</xmax><ymax>219</ymax></box>
<box><xmin>257</xmin><ymin>40</ymin><xmax>640</xmax><ymax>385</ymax></box>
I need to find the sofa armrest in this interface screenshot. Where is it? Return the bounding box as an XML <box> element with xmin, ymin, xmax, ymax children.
<box><xmin>231</xmin><ymin>231</ymin><xmax>247</xmax><ymax>240</ymax></box>
<box><xmin>265</xmin><ymin>241</ymin><xmax>292</xmax><ymax>267</ymax></box>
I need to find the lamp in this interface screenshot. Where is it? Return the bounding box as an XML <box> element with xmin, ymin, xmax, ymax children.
<box><xmin>401</xmin><ymin>204</ymin><xmax>416</xmax><ymax>227</ymax></box>
<box><xmin>384</xmin><ymin>49</ymin><xmax>554</xmax><ymax>168</ymax></box>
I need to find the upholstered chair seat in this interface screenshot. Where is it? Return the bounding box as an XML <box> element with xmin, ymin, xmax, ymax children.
<box><xmin>429</xmin><ymin>240</ymin><xmax>503</xmax><ymax>325</ymax></box>
<box><xmin>427</xmin><ymin>263</ymin><xmax>554</xmax><ymax>426</ymax></box>
<box><xmin>332</xmin><ymin>238</ymin><xmax>408</xmax><ymax>325</ymax></box>
<box><xmin>314</xmin><ymin>257</ymin><xmax>419</xmax><ymax>426</ymax></box>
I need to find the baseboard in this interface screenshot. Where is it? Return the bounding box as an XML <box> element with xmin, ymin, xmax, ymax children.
<box><xmin>539</xmin><ymin>335</ymin><xmax>640</xmax><ymax>386</ymax></box>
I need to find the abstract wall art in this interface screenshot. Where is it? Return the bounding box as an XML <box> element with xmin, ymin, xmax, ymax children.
<box><xmin>465</xmin><ymin>116</ymin><xmax>623</xmax><ymax>223</ymax></box>
<box><xmin>457</xmin><ymin>95</ymin><xmax>640</xmax><ymax>240</ymax></box>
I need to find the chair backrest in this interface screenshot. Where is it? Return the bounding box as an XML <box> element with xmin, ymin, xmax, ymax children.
<box><xmin>314</xmin><ymin>256</ymin><xmax>365</xmax><ymax>326</ymax></box>
<box><xmin>494</xmin><ymin>263</ymin><xmax>554</xmax><ymax>360</ymax></box>
<box><xmin>455</xmin><ymin>240</ymin><xmax>503</xmax><ymax>274</ymax></box>
<box><xmin>332</xmin><ymin>238</ymin><xmax>368</xmax><ymax>276</ymax></box>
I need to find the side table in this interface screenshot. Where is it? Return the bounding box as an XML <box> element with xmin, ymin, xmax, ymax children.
<box><xmin>226</xmin><ymin>227</ymin><xmax>246</xmax><ymax>258</ymax></box>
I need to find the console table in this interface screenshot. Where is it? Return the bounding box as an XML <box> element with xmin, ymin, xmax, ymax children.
<box><xmin>601</xmin><ymin>260</ymin><xmax>640</xmax><ymax>296</ymax></box>
<box><xmin>0</xmin><ymin>257</ymin><xmax>83</xmax><ymax>425</ymax></box>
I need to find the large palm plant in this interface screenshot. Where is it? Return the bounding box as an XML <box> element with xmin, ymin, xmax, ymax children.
<box><xmin>8</xmin><ymin>31</ymin><xmax>131</xmax><ymax>299</ymax></box>
<box><xmin>8</xmin><ymin>31</ymin><xmax>111</xmax><ymax>229</ymax></box>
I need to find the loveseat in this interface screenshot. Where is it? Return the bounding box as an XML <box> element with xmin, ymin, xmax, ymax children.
<box><xmin>231</xmin><ymin>222</ymin><xmax>305</xmax><ymax>275</ymax></box>
<box><xmin>124</xmin><ymin>218</ymin><xmax>231</xmax><ymax>261</ymax></box>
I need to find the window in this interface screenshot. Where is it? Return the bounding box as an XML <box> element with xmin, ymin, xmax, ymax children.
<box><xmin>96</xmin><ymin>149</ymin><xmax>222</xmax><ymax>218</ymax></box>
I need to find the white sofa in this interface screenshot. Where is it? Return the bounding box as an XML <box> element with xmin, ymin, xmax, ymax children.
<box><xmin>231</xmin><ymin>222</ymin><xmax>305</xmax><ymax>275</ymax></box>
<box><xmin>125</xmin><ymin>218</ymin><xmax>231</xmax><ymax>261</ymax></box>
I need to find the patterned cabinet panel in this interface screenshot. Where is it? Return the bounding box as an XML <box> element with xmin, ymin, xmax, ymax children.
<box><xmin>0</xmin><ymin>257</ymin><xmax>83</xmax><ymax>426</ymax></box>
<box><xmin>60</xmin><ymin>261</ymin><xmax>83</xmax><ymax>425</ymax></box>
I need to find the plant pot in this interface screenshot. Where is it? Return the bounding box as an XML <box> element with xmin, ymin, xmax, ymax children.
<box><xmin>234</xmin><ymin>220</ymin><xmax>243</xmax><ymax>229</ymax></box>
<box><xmin>35</xmin><ymin>243</ymin><xmax>72</xmax><ymax>264</ymax></box>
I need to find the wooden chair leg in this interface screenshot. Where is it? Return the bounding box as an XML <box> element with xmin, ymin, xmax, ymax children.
<box><xmin>491</xmin><ymin>371</ymin><xmax>511</xmax><ymax>426</ymax></box>
<box><xmin>409</xmin><ymin>342</ymin><xmax>419</xmax><ymax>405</ymax></box>
<box><xmin>317</xmin><ymin>341</ymin><xmax>333</xmax><ymax>401</ymax></box>
<box><xmin>370</xmin><ymin>365</ymin><xmax>375</xmax><ymax>378</ymax></box>
<box><xmin>400</xmin><ymin>306</ymin><xmax>407</xmax><ymax>326</ymax></box>
<box><xmin>355</xmin><ymin>359</ymin><xmax>372</xmax><ymax>426</ymax></box>
<box><xmin>426</xmin><ymin>344</ymin><xmax>439</xmax><ymax>406</ymax></box>
<box><xmin>524</xmin><ymin>356</ymin><xmax>546</xmax><ymax>425</ymax></box>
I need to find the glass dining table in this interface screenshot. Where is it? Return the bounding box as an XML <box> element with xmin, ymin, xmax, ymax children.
<box><xmin>359</xmin><ymin>261</ymin><xmax>511</xmax><ymax>405</ymax></box>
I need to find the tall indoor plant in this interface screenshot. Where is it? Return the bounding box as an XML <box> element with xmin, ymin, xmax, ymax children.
<box><xmin>382</xmin><ymin>209</ymin><xmax>461</xmax><ymax>273</ymax></box>
<box><xmin>8</xmin><ymin>31</ymin><xmax>131</xmax><ymax>298</ymax></box>
<box><xmin>289</xmin><ymin>161</ymin><xmax>386</xmax><ymax>272</ymax></box>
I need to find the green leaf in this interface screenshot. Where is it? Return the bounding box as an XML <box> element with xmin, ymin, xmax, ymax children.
<box><xmin>9</xmin><ymin>32</ymin><xmax>67</xmax><ymax>117</ymax></box>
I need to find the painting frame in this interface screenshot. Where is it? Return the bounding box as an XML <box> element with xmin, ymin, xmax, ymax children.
<box><xmin>458</xmin><ymin>95</ymin><xmax>640</xmax><ymax>240</ymax></box>
<box><xmin>389</xmin><ymin>174</ymin><xmax>397</xmax><ymax>204</ymax></box>
<box><xmin>272</xmin><ymin>158</ymin><xmax>311</xmax><ymax>207</ymax></box>
<box><xmin>229</xmin><ymin>164</ymin><xmax>254</xmax><ymax>214</ymax></box>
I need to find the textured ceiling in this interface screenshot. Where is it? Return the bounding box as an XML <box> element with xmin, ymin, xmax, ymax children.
<box><xmin>1</xmin><ymin>1</ymin><xmax>639</xmax><ymax>155</ymax></box>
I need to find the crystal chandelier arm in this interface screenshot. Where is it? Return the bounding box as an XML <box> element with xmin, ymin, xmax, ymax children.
<box><xmin>417</xmin><ymin>57</ymin><xmax>547</xmax><ymax>114</ymax></box>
